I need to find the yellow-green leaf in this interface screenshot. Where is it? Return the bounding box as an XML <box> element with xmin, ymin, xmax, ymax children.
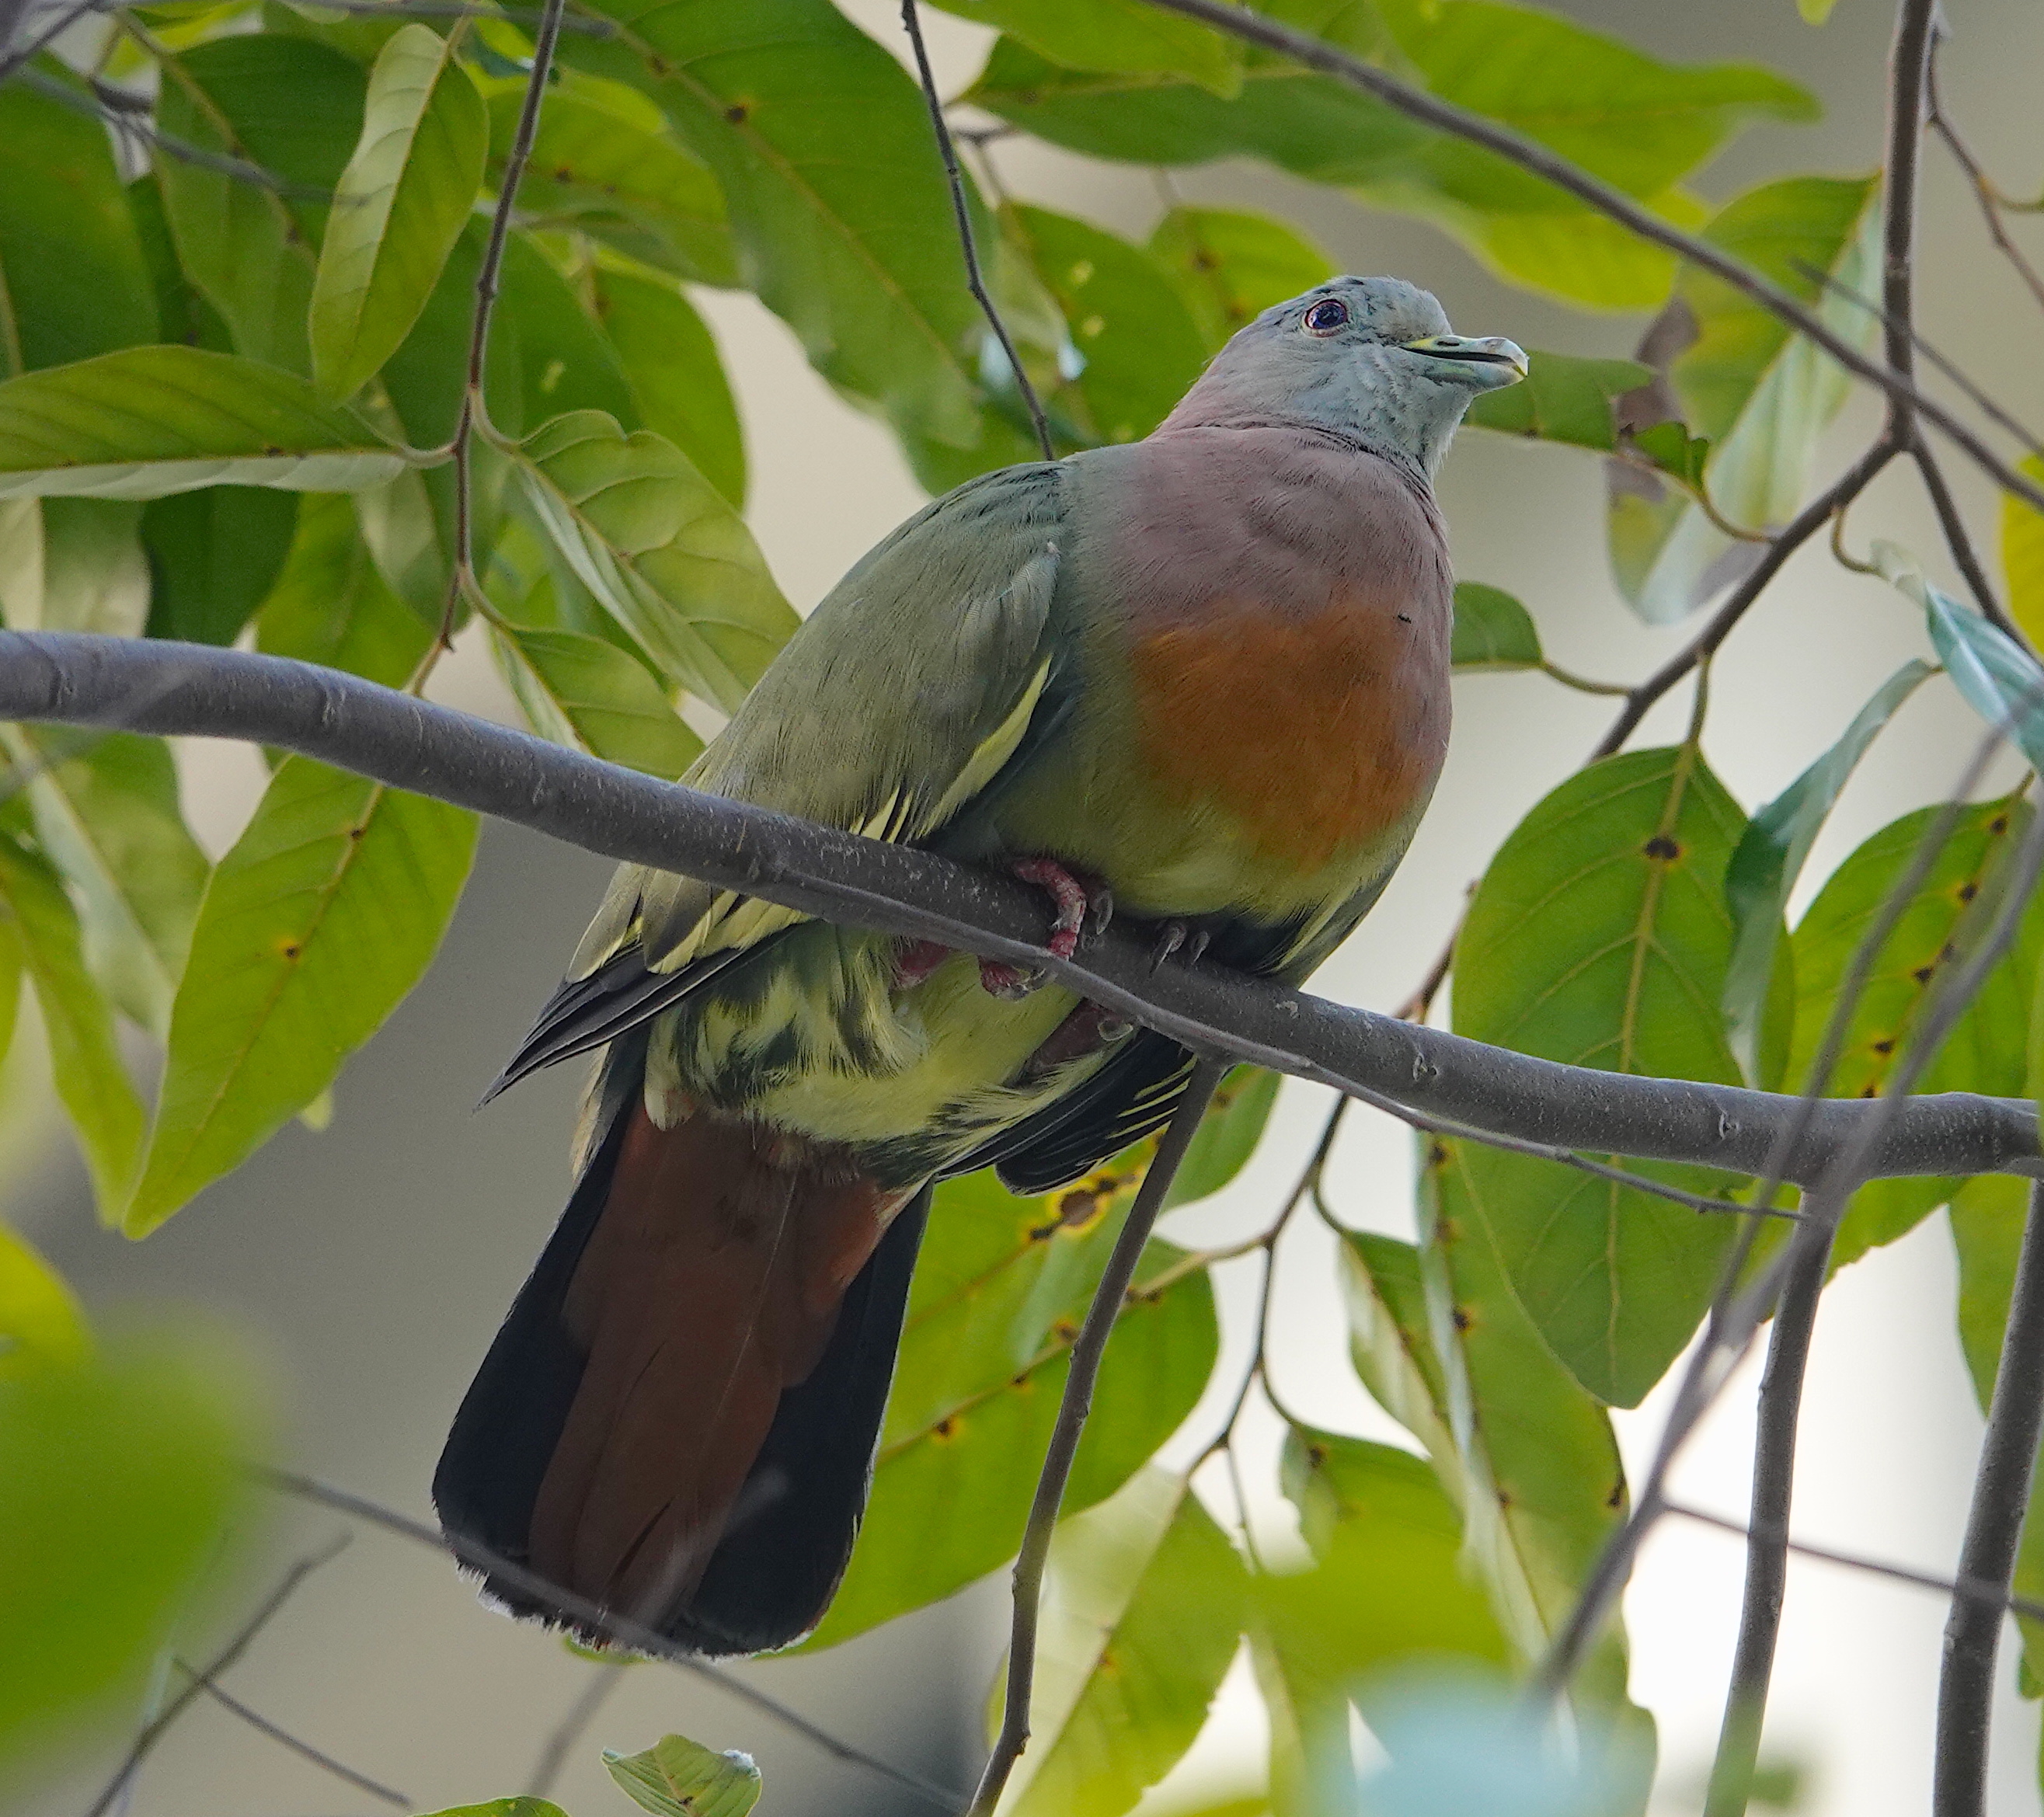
<box><xmin>311</xmin><ymin>25</ymin><xmax>488</xmax><ymax>401</ymax></box>
<box><xmin>2001</xmin><ymin>453</ymin><xmax>2044</xmax><ymax>653</ymax></box>
<box><xmin>0</xmin><ymin>1224</ymin><xmax>89</xmax><ymax>1378</ymax></box>
<box><xmin>125</xmin><ymin>757</ymin><xmax>478</xmax><ymax>1234</ymax></box>
<box><xmin>606</xmin><ymin>1735</ymin><xmax>762</xmax><ymax>1817</ymax></box>
<box><xmin>489</xmin><ymin>622</ymin><xmax>705</xmax><ymax>780</ymax></box>
<box><xmin>1147</xmin><ymin>205</ymin><xmax>1334</xmax><ymax>353</ymax></box>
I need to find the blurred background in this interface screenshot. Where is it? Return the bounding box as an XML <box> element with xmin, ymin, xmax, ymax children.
<box><xmin>11</xmin><ymin>0</ymin><xmax>2044</xmax><ymax>1812</ymax></box>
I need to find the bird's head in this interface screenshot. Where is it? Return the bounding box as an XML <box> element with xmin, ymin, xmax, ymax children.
<box><xmin>1164</xmin><ymin>275</ymin><xmax>1527</xmax><ymax>479</ymax></box>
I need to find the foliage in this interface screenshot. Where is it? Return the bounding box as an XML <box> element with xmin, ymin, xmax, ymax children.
<box><xmin>1</xmin><ymin>0</ymin><xmax>2039</xmax><ymax>1812</ymax></box>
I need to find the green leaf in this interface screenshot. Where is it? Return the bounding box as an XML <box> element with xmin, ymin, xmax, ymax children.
<box><xmin>563</xmin><ymin>0</ymin><xmax>998</xmax><ymax>448</ymax></box>
<box><xmin>1165</xmin><ymin>1064</ymin><xmax>1280</xmax><ymax>1208</ymax></box>
<box><xmin>606</xmin><ymin>1735</ymin><xmax>762</xmax><ymax>1817</ymax></box>
<box><xmin>971</xmin><ymin>6</ymin><xmax>1811</xmax><ymax>310</ymax></box>
<box><xmin>156</xmin><ymin>34</ymin><xmax>367</xmax><ymax>372</ymax></box>
<box><xmin>1907</xmin><ymin>564</ymin><xmax>2044</xmax><ymax>775</ymax></box>
<box><xmin>0</xmin><ymin>1223</ymin><xmax>89</xmax><ymax>1377</ymax></box>
<box><xmin>26</xmin><ymin>500</ymin><xmax>151</xmax><ymax>635</ymax></box>
<box><xmin>0</xmin><ymin>78</ymin><xmax>155</xmax><ymax>376</ymax></box>
<box><xmin>1722</xmin><ymin>660</ymin><xmax>1933</xmax><ymax>1084</ymax></box>
<box><xmin>9</xmin><ymin>730</ymin><xmax>209</xmax><ymax>1038</ymax></box>
<box><xmin>142</xmin><ymin>486</ymin><xmax>300</xmax><ymax>645</ymax></box>
<box><xmin>1010</xmin><ymin>204</ymin><xmax>1209</xmax><ymax>447</ymax></box>
<box><xmin>803</xmin><ymin>1165</ymin><xmax>1218</xmax><ymax>1648</ymax></box>
<box><xmin>487</xmin><ymin>73</ymin><xmax>736</xmax><ymax>287</ymax></box>
<box><xmin>310</xmin><ymin>23</ymin><xmax>488</xmax><ymax>401</ymax></box>
<box><xmin>0</xmin><ymin>833</ymin><xmax>146</xmax><ymax>1220</ymax></box>
<box><xmin>1147</xmin><ymin>206</ymin><xmax>1335</xmax><ymax>353</ymax></box>
<box><xmin>127</xmin><ymin>170</ymin><xmax>234</xmax><ymax>357</ymax></box>
<box><xmin>590</xmin><ymin>263</ymin><xmax>747</xmax><ymax>508</ymax></box>
<box><xmin>1464</xmin><ymin>350</ymin><xmax>1650</xmax><ymax>450</ymax></box>
<box><xmin>254</xmin><ymin>493</ymin><xmax>434</xmax><ymax>687</ymax></box>
<box><xmin>511</xmin><ymin>410</ymin><xmax>795</xmax><ymax>714</ymax></box>
<box><xmin>0</xmin><ymin>346</ymin><xmax>409</xmax><ymax>502</ymax></box>
<box><xmin>929</xmin><ymin>0</ymin><xmax>1243</xmax><ymax>95</ymax></box>
<box><xmin>124</xmin><ymin>757</ymin><xmax>478</xmax><ymax>1235</ymax></box>
<box><xmin>1450</xmin><ymin>581</ymin><xmax>1542</xmax><ymax>670</ymax></box>
<box><xmin>1608</xmin><ymin>174</ymin><xmax>1880</xmax><ymax>622</ymax></box>
<box><xmin>998</xmin><ymin>1467</ymin><xmax>1247</xmax><ymax>1817</ymax></box>
<box><xmin>1452</xmin><ymin>747</ymin><xmax>1783</xmax><ymax>1405</ymax></box>
<box><xmin>1339</xmin><ymin>1195</ymin><xmax>1650</xmax><ymax>1766</ymax></box>
<box><xmin>1948</xmin><ymin>1172</ymin><xmax>2044</xmax><ymax>1692</ymax></box>
<box><xmin>1799</xmin><ymin>0</ymin><xmax>1841</xmax><ymax>19</ymax></box>
<box><xmin>2000</xmin><ymin>453</ymin><xmax>2044</xmax><ymax>654</ymax></box>
<box><xmin>416</xmin><ymin>1803</ymin><xmax>569</xmax><ymax>1817</ymax></box>
<box><xmin>489</xmin><ymin>623</ymin><xmax>705</xmax><ymax>779</ymax></box>
<box><xmin>0</xmin><ymin>1328</ymin><xmax>266</xmax><ymax>1767</ymax></box>
<box><xmin>1786</xmin><ymin>799</ymin><xmax>2041</xmax><ymax>1269</ymax></box>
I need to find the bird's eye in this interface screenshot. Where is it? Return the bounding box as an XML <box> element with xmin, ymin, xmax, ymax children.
<box><xmin>1303</xmin><ymin>298</ymin><xmax>1349</xmax><ymax>335</ymax></box>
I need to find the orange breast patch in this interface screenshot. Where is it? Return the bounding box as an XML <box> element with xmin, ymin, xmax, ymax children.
<box><xmin>1128</xmin><ymin>593</ymin><xmax>1449</xmax><ymax>874</ymax></box>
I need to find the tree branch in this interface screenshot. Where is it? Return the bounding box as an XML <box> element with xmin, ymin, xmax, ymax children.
<box><xmin>1129</xmin><ymin>0</ymin><xmax>2044</xmax><ymax>520</ymax></box>
<box><xmin>1935</xmin><ymin>1179</ymin><xmax>2044</xmax><ymax>1816</ymax></box>
<box><xmin>2</xmin><ymin>631</ymin><xmax>2033</xmax><ymax>1188</ymax></box>
<box><xmin>966</xmin><ymin>1058</ymin><xmax>1225</xmax><ymax>1817</ymax></box>
<box><xmin>175</xmin><ymin>1663</ymin><xmax>411</xmax><ymax>1810</ymax></box>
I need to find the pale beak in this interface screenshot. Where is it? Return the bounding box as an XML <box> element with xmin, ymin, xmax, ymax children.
<box><xmin>1399</xmin><ymin>335</ymin><xmax>1530</xmax><ymax>386</ymax></box>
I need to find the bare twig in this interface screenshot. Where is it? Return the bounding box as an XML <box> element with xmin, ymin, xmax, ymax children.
<box><xmin>1935</xmin><ymin>1179</ymin><xmax>2044</xmax><ymax>1815</ymax></box>
<box><xmin>175</xmin><ymin>1665</ymin><xmax>411</xmax><ymax>1810</ymax></box>
<box><xmin>253</xmin><ymin>1470</ymin><xmax>962</xmax><ymax>1808</ymax></box>
<box><xmin>85</xmin><ymin>1538</ymin><xmax>350</xmax><ymax>1817</ymax></box>
<box><xmin>1127</xmin><ymin>0</ymin><xmax>2044</xmax><ymax>519</ymax></box>
<box><xmin>0</xmin><ymin>0</ymin><xmax>105</xmax><ymax>82</ymax></box>
<box><xmin>1927</xmin><ymin>47</ymin><xmax>2044</xmax><ymax>317</ymax></box>
<box><xmin>1913</xmin><ymin>440</ymin><xmax>2015</xmax><ymax>636</ymax></box>
<box><xmin>525</xmin><ymin>1659</ymin><xmax>632</xmax><ymax>1800</ymax></box>
<box><xmin>967</xmin><ymin>1057</ymin><xmax>1227</xmax><ymax>1817</ymax></box>
<box><xmin>900</xmin><ymin>0</ymin><xmax>1053</xmax><ymax>461</ymax></box>
<box><xmin>4</xmin><ymin>632</ymin><xmax>2035</xmax><ymax>1192</ymax></box>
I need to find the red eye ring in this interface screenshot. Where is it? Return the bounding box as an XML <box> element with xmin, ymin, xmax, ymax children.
<box><xmin>1303</xmin><ymin>298</ymin><xmax>1349</xmax><ymax>334</ymax></box>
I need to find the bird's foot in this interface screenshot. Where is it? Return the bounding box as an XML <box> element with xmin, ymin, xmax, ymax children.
<box><xmin>977</xmin><ymin>959</ymin><xmax>1047</xmax><ymax>999</ymax></box>
<box><xmin>972</xmin><ymin>858</ymin><xmax>1110</xmax><ymax>999</ymax></box>
<box><xmin>1148</xmin><ymin>921</ymin><xmax>1211</xmax><ymax>973</ymax></box>
<box><xmin>893</xmin><ymin>938</ymin><xmax>952</xmax><ymax>990</ymax></box>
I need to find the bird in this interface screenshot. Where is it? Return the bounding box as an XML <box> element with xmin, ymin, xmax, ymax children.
<box><xmin>434</xmin><ymin>275</ymin><xmax>1525</xmax><ymax>1657</ymax></box>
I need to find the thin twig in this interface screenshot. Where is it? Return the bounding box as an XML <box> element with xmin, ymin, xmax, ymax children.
<box><xmin>966</xmin><ymin>1057</ymin><xmax>1227</xmax><ymax>1817</ymax></box>
<box><xmin>526</xmin><ymin>1659</ymin><xmax>632</xmax><ymax>1799</ymax></box>
<box><xmin>1913</xmin><ymin>440</ymin><xmax>2016</xmax><ymax>636</ymax></box>
<box><xmin>176</xmin><ymin>1665</ymin><xmax>411</xmax><ymax>1810</ymax></box>
<box><xmin>900</xmin><ymin>0</ymin><xmax>1053</xmax><ymax>461</ymax></box>
<box><xmin>1927</xmin><ymin>49</ymin><xmax>2044</xmax><ymax>317</ymax></box>
<box><xmin>85</xmin><ymin>1538</ymin><xmax>350</xmax><ymax>1817</ymax></box>
<box><xmin>1593</xmin><ymin>442</ymin><xmax>1898</xmax><ymax>758</ymax></box>
<box><xmin>253</xmin><ymin>1470</ymin><xmax>961</xmax><ymax>1808</ymax></box>
<box><xmin>1935</xmin><ymin>1178</ymin><xmax>2044</xmax><ymax>1815</ymax></box>
<box><xmin>1126</xmin><ymin>0</ymin><xmax>2044</xmax><ymax>519</ymax></box>
<box><xmin>0</xmin><ymin>0</ymin><xmax>106</xmax><ymax>82</ymax></box>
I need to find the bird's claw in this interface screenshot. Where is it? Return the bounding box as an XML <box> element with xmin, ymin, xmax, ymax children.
<box><xmin>978</xmin><ymin>959</ymin><xmax>1047</xmax><ymax>999</ymax></box>
<box><xmin>1148</xmin><ymin>922</ymin><xmax>1209</xmax><ymax>973</ymax></box>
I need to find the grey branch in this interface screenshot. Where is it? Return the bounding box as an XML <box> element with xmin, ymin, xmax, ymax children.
<box><xmin>1</xmin><ymin>631</ymin><xmax>2035</xmax><ymax>1185</ymax></box>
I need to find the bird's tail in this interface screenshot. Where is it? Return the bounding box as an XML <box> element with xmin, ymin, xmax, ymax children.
<box><xmin>434</xmin><ymin>1075</ymin><xmax>930</xmax><ymax>1656</ymax></box>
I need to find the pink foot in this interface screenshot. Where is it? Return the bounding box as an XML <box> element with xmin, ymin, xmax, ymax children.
<box><xmin>893</xmin><ymin>938</ymin><xmax>952</xmax><ymax>990</ymax></box>
<box><xmin>1009</xmin><ymin>858</ymin><xmax>1111</xmax><ymax>961</ymax></box>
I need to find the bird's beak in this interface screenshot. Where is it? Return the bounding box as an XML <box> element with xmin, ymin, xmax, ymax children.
<box><xmin>1400</xmin><ymin>335</ymin><xmax>1530</xmax><ymax>388</ymax></box>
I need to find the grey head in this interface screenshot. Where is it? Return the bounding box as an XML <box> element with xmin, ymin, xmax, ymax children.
<box><xmin>1162</xmin><ymin>275</ymin><xmax>1527</xmax><ymax>480</ymax></box>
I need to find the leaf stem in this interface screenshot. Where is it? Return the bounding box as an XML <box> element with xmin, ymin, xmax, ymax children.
<box><xmin>967</xmin><ymin>1057</ymin><xmax>1227</xmax><ymax>1817</ymax></box>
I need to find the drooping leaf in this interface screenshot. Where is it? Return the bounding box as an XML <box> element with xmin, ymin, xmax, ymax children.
<box><xmin>1608</xmin><ymin>174</ymin><xmax>1880</xmax><ymax>622</ymax></box>
<box><xmin>0</xmin><ymin>346</ymin><xmax>409</xmax><ymax>502</ymax></box>
<box><xmin>1948</xmin><ymin>1172</ymin><xmax>2044</xmax><ymax>1693</ymax></box>
<box><xmin>589</xmin><ymin>263</ymin><xmax>747</xmax><ymax>508</ymax></box>
<box><xmin>511</xmin><ymin>410</ymin><xmax>795</xmax><ymax>714</ymax></box>
<box><xmin>996</xmin><ymin>1467</ymin><xmax>1247</xmax><ymax>1817</ymax></box>
<box><xmin>125</xmin><ymin>757</ymin><xmax>479</xmax><ymax>1235</ymax></box>
<box><xmin>563</xmin><ymin>0</ymin><xmax>998</xmax><ymax>450</ymax></box>
<box><xmin>310</xmin><ymin>24</ymin><xmax>489</xmax><ymax>401</ymax></box>
<box><xmin>1722</xmin><ymin>660</ymin><xmax>1934</xmax><ymax>1084</ymax></box>
<box><xmin>127</xmin><ymin>169</ymin><xmax>234</xmax><ymax>357</ymax></box>
<box><xmin>416</xmin><ymin>1805</ymin><xmax>568</xmax><ymax>1817</ymax></box>
<box><xmin>1009</xmin><ymin>204</ymin><xmax>1209</xmax><ymax>447</ymax></box>
<box><xmin>489</xmin><ymin>623</ymin><xmax>705</xmax><ymax>779</ymax></box>
<box><xmin>0</xmin><ymin>833</ymin><xmax>146</xmax><ymax>1220</ymax></box>
<box><xmin>155</xmin><ymin>34</ymin><xmax>367</xmax><ymax>372</ymax></box>
<box><xmin>486</xmin><ymin>72</ymin><xmax>737</xmax><ymax>287</ymax></box>
<box><xmin>141</xmin><ymin>486</ymin><xmax>300</xmax><ymax>646</ymax></box>
<box><xmin>254</xmin><ymin>492</ymin><xmax>434</xmax><ymax>687</ymax></box>
<box><xmin>606</xmin><ymin>1735</ymin><xmax>762</xmax><ymax>1817</ymax></box>
<box><xmin>1450</xmin><ymin>582</ymin><xmax>1542</xmax><ymax>670</ymax></box>
<box><xmin>803</xmin><ymin>1164</ymin><xmax>1218</xmax><ymax>1648</ymax></box>
<box><xmin>0</xmin><ymin>1328</ymin><xmax>266</xmax><ymax>1767</ymax></box>
<box><xmin>1451</xmin><ymin>747</ymin><xmax>1785</xmax><ymax>1405</ymax></box>
<box><xmin>1786</xmin><ymin>799</ymin><xmax>2042</xmax><ymax>1269</ymax></box>
<box><xmin>933</xmin><ymin>0</ymin><xmax>1242</xmax><ymax>94</ymax></box>
<box><xmin>1464</xmin><ymin>350</ymin><xmax>1650</xmax><ymax>449</ymax></box>
<box><xmin>2000</xmin><ymin>453</ymin><xmax>2044</xmax><ymax>653</ymax></box>
<box><xmin>1910</xmin><ymin>563</ymin><xmax>2044</xmax><ymax>775</ymax></box>
<box><xmin>1147</xmin><ymin>206</ymin><xmax>1335</xmax><ymax>353</ymax></box>
<box><xmin>0</xmin><ymin>1224</ymin><xmax>89</xmax><ymax>1378</ymax></box>
<box><xmin>1165</xmin><ymin>1065</ymin><xmax>1281</xmax><ymax>1208</ymax></box>
<box><xmin>10</xmin><ymin>729</ymin><xmax>209</xmax><ymax>1038</ymax></box>
<box><xmin>0</xmin><ymin>78</ymin><xmax>155</xmax><ymax>376</ymax></box>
